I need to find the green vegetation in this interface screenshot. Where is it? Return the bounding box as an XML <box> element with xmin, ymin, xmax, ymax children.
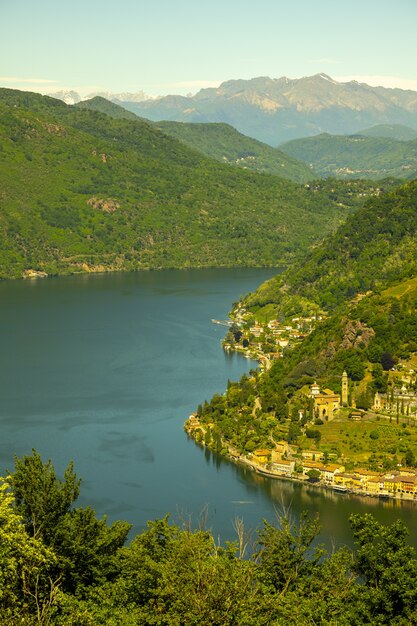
<box><xmin>0</xmin><ymin>88</ymin><xmax>385</xmax><ymax>280</ymax></box>
<box><xmin>75</xmin><ymin>96</ymin><xmax>141</xmax><ymax>121</ymax></box>
<box><xmin>280</xmin><ymin>132</ymin><xmax>417</xmax><ymax>179</ymax></box>
<box><xmin>3</xmin><ymin>450</ymin><xmax>417</xmax><ymax>625</ymax></box>
<box><xmin>193</xmin><ymin>180</ymin><xmax>417</xmax><ymax>470</ymax></box>
<box><xmin>155</xmin><ymin>120</ymin><xmax>314</xmax><ymax>182</ymax></box>
<box><xmin>244</xmin><ymin>180</ymin><xmax>417</xmax><ymax>317</ymax></box>
<box><xmin>359</xmin><ymin>124</ymin><xmax>417</xmax><ymax>141</ymax></box>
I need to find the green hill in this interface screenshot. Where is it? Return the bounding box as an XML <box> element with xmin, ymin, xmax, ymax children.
<box><xmin>0</xmin><ymin>88</ymin><xmax>378</xmax><ymax>280</ymax></box>
<box><xmin>244</xmin><ymin>180</ymin><xmax>417</xmax><ymax>317</ymax></box>
<box><xmin>76</xmin><ymin>97</ymin><xmax>313</xmax><ymax>182</ymax></box>
<box><xmin>196</xmin><ymin>180</ymin><xmax>417</xmax><ymax>474</ymax></box>
<box><xmin>155</xmin><ymin>120</ymin><xmax>313</xmax><ymax>182</ymax></box>
<box><xmin>359</xmin><ymin>124</ymin><xmax>417</xmax><ymax>141</ymax></box>
<box><xmin>75</xmin><ymin>96</ymin><xmax>140</xmax><ymax>121</ymax></box>
<box><xmin>280</xmin><ymin>133</ymin><xmax>417</xmax><ymax>179</ymax></box>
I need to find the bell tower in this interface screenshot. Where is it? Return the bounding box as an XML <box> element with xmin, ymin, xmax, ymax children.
<box><xmin>341</xmin><ymin>370</ymin><xmax>349</xmax><ymax>406</ymax></box>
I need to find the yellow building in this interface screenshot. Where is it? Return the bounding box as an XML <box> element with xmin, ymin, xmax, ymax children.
<box><xmin>253</xmin><ymin>449</ymin><xmax>270</xmax><ymax>464</ymax></box>
<box><xmin>309</xmin><ymin>382</ymin><xmax>340</xmax><ymax>421</ymax></box>
<box><xmin>352</xmin><ymin>468</ymin><xmax>381</xmax><ymax>491</ymax></box>
<box><xmin>270</xmin><ymin>441</ymin><xmax>289</xmax><ymax>462</ymax></box>
<box><xmin>334</xmin><ymin>473</ymin><xmax>354</xmax><ymax>488</ymax></box>
<box><xmin>366</xmin><ymin>477</ymin><xmax>381</xmax><ymax>495</ymax></box>
<box><xmin>301</xmin><ymin>449</ymin><xmax>322</xmax><ymax>461</ymax></box>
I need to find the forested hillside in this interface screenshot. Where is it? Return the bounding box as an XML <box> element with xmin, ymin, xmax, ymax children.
<box><xmin>2</xmin><ymin>450</ymin><xmax>417</xmax><ymax>625</ymax></box>
<box><xmin>155</xmin><ymin>120</ymin><xmax>314</xmax><ymax>182</ymax></box>
<box><xmin>280</xmin><ymin>133</ymin><xmax>417</xmax><ymax>179</ymax></box>
<box><xmin>75</xmin><ymin>97</ymin><xmax>314</xmax><ymax>182</ymax></box>
<box><xmin>194</xmin><ymin>180</ymin><xmax>417</xmax><ymax>481</ymax></box>
<box><xmin>0</xmin><ymin>89</ymin><xmax>385</xmax><ymax>279</ymax></box>
<box><xmin>245</xmin><ymin>181</ymin><xmax>417</xmax><ymax>316</ymax></box>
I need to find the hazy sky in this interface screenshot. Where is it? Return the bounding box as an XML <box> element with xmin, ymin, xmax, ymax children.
<box><xmin>1</xmin><ymin>0</ymin><xmax>416</xmax><ymax>96</ymax></box>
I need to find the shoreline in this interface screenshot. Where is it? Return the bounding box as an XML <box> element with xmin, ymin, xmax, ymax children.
<box><xmin>185</xmin><ymin>427</ymin><xmax>417</xmax><ymax>505</ymax></box>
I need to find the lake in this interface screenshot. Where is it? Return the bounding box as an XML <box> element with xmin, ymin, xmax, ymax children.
<box><xmin>1</xmin><ymin>268</ymin><xmax>416</xmax><ymax>549</ymax></box>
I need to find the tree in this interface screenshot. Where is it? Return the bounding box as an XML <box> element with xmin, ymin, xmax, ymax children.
<box><xmin>9</xmin><ymin>449</ymin><xmax>81</xmax><ymax>543</ymax></box>
<box><xmin>9</xmin><ymin>451</ymin><xmax>130</xmax><ymax>596</ymax></box>
<box><xmin>0</xmin><ymin>477</ymin><xmax>59</xmax><ymax>624</ymax></box>
<box><xmin>381</xmin><ymin>351</ymin><xmax>395</xmax><ymax>371</ymax></box>
<box><xmin>255</xmin><ymin>512</ymin><xmax>324</xmax><ymax>593</ymax></box>
<box><xmin>403</xmin><ymin>449</ymin><xmax>415</xmax><ymax>467</ymax></box>
<box><xmin>307</xmin><ymin>469</ymin><xmax>321</xmax><ymax>482</ymax></box>
<box><xmin>350</xmin><ymin>513</ymin><xmax>417</xmax><ymax>623</ymax></box>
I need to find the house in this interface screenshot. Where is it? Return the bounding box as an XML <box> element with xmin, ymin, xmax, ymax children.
<box><xmin>186</xmin><ymin>414</ymin><xmax>201</xmax><ymax>431</ymax></box>
<box><xmin>321</xmin><ymin>464</ymin><xmax>345</xmax><ymax>484</ymax></box>
<box><xmin>334</xmin><ymin>473</ymin><xmax>354</xmax><ymax>488</ymax></box>
<box><xmin>253</xmin><ymin>449</ymin><xmax>270</xmax><ymax>464</ymax></box>
<box><xmin>271</xmin><ymin>459</ymin><xmax>295</xmax><ymax>475</ymax></box>
<box><xmin>398</xmin><ymin>475</ymin><xmax>417</xmax><ymax>495</ymax></box>
<box><xmin>366</xmin><ymin>477</ymin><xmax>381</xmax><ymax>495</ymax></box>
<box><xmin>270</xmin><ymin>441</ymin><xmax>289</xmax><ymax>461</ymax></box>
<box><xmin>302</xmin><ymin>461</ymin><xmax>325</xmax><ymax>477</ymax></box>
<box><xmin>352</xmin><ymin>469</ymin><xmax>381</xmax><ymax>491</ymax></box>
<box><xmin>301</xmin><ymin>449</ymin><xmax>322</xmax><ymax>461</ymax></box>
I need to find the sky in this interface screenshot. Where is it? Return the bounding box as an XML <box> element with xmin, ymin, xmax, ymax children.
<box><xmin>1</xmin><ymin>0</ymin><xmax>417</xmax><ymax>97</ymax></box>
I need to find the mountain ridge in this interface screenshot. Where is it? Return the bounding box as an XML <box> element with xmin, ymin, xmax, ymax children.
<box><xmin>0</xmin><ymin>87</ymin><xmax>377</xmax><ymax>279</ymax></box>
<box><xmin>280</xmin><ymin>132</ymin><xmax>417</xmax><ymax>179</ymax></box>
<box><xmin>117</xmin><ymin>74</ymin><xmax>417</xmax><ymax>145</ymax></box>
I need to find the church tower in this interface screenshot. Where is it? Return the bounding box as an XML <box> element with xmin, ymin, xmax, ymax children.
<box><xmin>341</xmin><ymin>370</ymin><xmax>349</xmax><ymax>406</ymax></box>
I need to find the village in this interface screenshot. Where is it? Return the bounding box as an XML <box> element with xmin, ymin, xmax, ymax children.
<box><xmin>222</xmin><ymin>303</ymin><xmax>324</xmax><ymax>368</ymax></box>
<box><xmin>186</xmin><ymin>307</ymin><xmax>417</xmax><ymax>502</ymax></box>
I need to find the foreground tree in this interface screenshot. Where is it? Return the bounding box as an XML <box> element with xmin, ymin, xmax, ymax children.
<box><xmin>0</xmin><ymin>478</ymin><xmax>58</xmax><ymax>625</ymax></box>
<box><xmin>9</xmin><ymin>450</ymin><xmax>80</xmax><ymax>543</ymax></box>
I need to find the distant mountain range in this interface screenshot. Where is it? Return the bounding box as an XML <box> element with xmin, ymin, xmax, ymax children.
<box><xmin>49</xmin><ymin>75</ymin><xmax>417</xmax><ymax>146</ymax></box>
<box><xmin>113</xmin><ymin>74</ymin><xmax>417</xmax><ymax>145</ymax></box>
<box><xmin>48</xmin><ymin>89</ymin><xmax>152</xmax><ymax>106</ymax></box>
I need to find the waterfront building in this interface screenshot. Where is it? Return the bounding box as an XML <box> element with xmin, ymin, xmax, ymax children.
<box><xmin>321</xmin><ymin>464</ymin><xmax>346</xmax><ymax>484</ymax></box>
<box><xmin>271</xmin><ymin>459</ymin><xmax>295</xmax><ymax>475</ymax></box>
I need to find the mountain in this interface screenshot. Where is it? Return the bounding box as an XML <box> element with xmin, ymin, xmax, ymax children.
<box><xmin>75</xmin><ymin>96</ymin><xmax>140</xmax><ymax>121</ymax></box>
<box><xmin>86</xmin><ymin>90</ymin><xmax>151</xmax><ymax>103</ymax></box>
<box><xmin>146</xmin><ymin>120</ymin><xmax>313</xmax><ymax>182</ymax></box>
<box><xmin>47</xmin><ymin>90</ymin><xmax>82</xmax><ymax>105</ymax></box>
<box><xmin>244</xmin><ymin>180</ymin><xmax>417</xmax><ymax>317</ymax></box>
<box><xmin>280</xmin><ymin>133</ymin><xmax>417</xmax><ymax>179</ymax></box>
<box><xmin>359</xmin><ymin>124</ymin><xmax>417</xmax><ymax>141</ymax></box>
<box><xmin>49</xmin><ymin>90</ymin><xmax>152</xmax><ymax>105</ymax></box>
<box><xmin>76</xmin><ymin>98</ymin><xmax>312</xmax><ymax>182</ymax></box>
<box><xmin>118</xmin><ymin>74</ymin><xmax>417</xmax><ymax>145</ymax></box>
<box><xmin>0</xmin><ymin>88</ymin><xmax>378</xmax><ymax>280</ymax></box>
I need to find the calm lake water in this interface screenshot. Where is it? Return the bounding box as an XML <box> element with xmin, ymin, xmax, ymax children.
<box><xmin>1</xmin><ymin>268</ymin><xmax>416</xmax><ymax>548</ymax></box>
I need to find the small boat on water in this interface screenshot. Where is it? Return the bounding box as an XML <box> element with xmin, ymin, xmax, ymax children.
<box><xmin>333</xmin><ymin>485</ymin><xmax>347</xmax><ymax>493</ymax></box>
<box><xmin>211</xmin><ymin>319</ymin><xmax>233</xmax><ymax>326</ymax></box>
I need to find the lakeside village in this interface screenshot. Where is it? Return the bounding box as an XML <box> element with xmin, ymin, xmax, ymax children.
<box><xmin>185</xmin><ymin>307</ymin><xmax>417</xmax><ymax>502</ymax></box>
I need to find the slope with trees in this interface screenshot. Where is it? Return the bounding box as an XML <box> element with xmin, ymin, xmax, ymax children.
<box><xmin>280</xmin><ymin>133</ymin><xmax>417</xmax><ymax>179</ymax></box>
<box><xmin>2</xmin><ymin>450</ymin><xmax>417</xmax><ymax>625</ymax></box>
<box><xmin>0</xmin><ymin>89</ymin><xmax>385</xmax><ymax>279</ymax></box>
